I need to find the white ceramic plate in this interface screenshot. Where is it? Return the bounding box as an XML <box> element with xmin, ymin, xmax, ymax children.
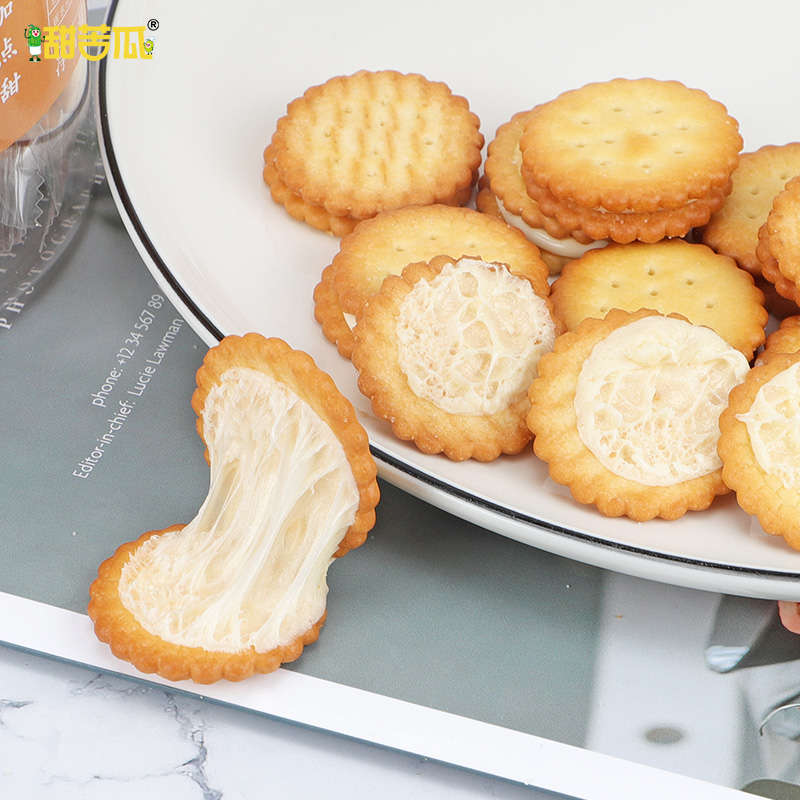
<box><xmin>99</xmin><ymin>0</ymin><xmax>800</xmax><ymax>600</ymax></box>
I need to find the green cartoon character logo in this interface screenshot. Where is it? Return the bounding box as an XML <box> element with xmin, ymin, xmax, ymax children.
<box><xmin>24</xmin><ymin>24</ymin><xmax>42</xmax><ymax>61</ymax></box>
<box><xmin>143</xmin><ymin>37</ymin><xmax>154</xmax><ymax>57</ymax></box>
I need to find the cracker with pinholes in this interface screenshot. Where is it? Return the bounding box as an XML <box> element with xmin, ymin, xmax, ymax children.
<box><xmin>698</xmin><ymin>143</ymin><xmax>800</xmax><ymax>320</ymax></box>
<box><xmin>88</xmin><ymin>334</ymin><xmax>379</xmax><ymax>684</ymax></box>
<box><xmin>719</xmin><ymin>351</ymin><xmax>800</xmax><ymax>551</ymax></box>
<box><xmin>701</xmin><ymin>143</ymin><xmax>800</xmax><ymax>275</ymax></box>
<box><xmin>315</xmin><ymin>204</ymin><xmax>549</xmax><ymax>358</ymax></box>
<box><xmin>352</xmin><ymin>255</ymin><xmax>562</xmax><ymax>462</ymax></box>
<box><xmin>265</xmin><ymin>70</ymin><xmax>483</xmax><ymax>233</ymax></box>
<box><xmin>549</xmin><ymin>239</ymin><xmax>767</xmax><ymax>361</ymax></box>
<box><xmin>757</xmin><ymin>175</ymin><xmax>800</xmax><ymax>307</ymax></box>
<box><xmin>519</xmin><ymin>78</ymin><xmax>742</xmax><ymax>214</ymax></box>
<box><xmin>527</xmin><ymin>308</ymin><xmax>751</xmax><ymax>521</ymax></box>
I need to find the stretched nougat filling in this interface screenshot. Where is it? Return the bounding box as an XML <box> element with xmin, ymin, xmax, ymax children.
<box><xmin>119</xmin><ymin>367</ymin><xmax>360</xmax><ymax>653</ymax></box>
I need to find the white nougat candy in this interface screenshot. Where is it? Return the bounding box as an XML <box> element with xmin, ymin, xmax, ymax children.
<box><xmin>575</xmin><ymin>316</ymin><xmax>750</xmax><ymax>486</ymax></box>
<box><xmin>119</xmin><ymin>367</ymin><xmax>360</xmax><ymax>654</ymax></box>
<box><xmin>495</xmin><ymin>196</ymin><xmax>608</xmax><ymax>259</ymax></box>
<box><xmin>395</xmin><ymin>257</ymin><xmax>556</xmax><ymax>416</ymax></box>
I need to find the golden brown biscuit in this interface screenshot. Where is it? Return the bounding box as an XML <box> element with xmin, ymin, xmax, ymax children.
<box><xmin>519</xmin><ymin>78</ymin><xmax>742</xmax><ymax>214</ymax></box>
<box><xmin>757</xmin><ymin>175</ymin><xmax>800</xmax><ymax>306</ymax></box>
<box><xmin>718</xmin><ymin>351</ymin><xmax>800</xmax><ymax>551</ymax></box>
<box><xmin>313</xmin><ymin>264</ymin><xmax>356</xmax><ymax>358</ymax></box>
<box><xmin>701</xmin><ymin>143</ymin><xmax>800</xmax><ymax>275</ymax></box>
<box><xmin>315</xmin><ymin>204</ymin><xmax>550</xmax><ymax>357</ymax></box>
<box><xmin>89</xmin><ymin>334</ymin><xmax>379</xmax><ymax>683</ymax></box>
<box><xmin>353</xmin><ymin>255</ymin><xmax>562</xmax><ymax>461</ymax></box>
<box><xmin>268</xmin><ymin>70</ymin><xmax>483</xmax><ymax>224</ymax></box>
<box><xmin>528</xmin><ymin>308</ymin><xmax>750</xmax><ymax>520</ymax></box>
<box><xmin>550</xmin><ymin>239</ymin><xmax>767</xmax><ymax>360</ymax></box>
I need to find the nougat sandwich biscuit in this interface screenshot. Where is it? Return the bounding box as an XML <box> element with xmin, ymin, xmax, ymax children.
<box><xmin>517</xmin><ymin>78</ymin><xmax>742</xmax><ymax>243</ymax></box>
<box><xmin>480</xmin><ymin>109</ymin><xmax>601</xmax><ymax>273</ymax></box>
<box><xmin>89</xmin><ymin>334</ymin><xmax>379</xmax><ymax>684</ymax></box>
<box><xmin>528</xmin><ymin>308</ymin><xmax>750</xmax><ymax>520</ymax></box>
<box><xmin>352</xmin><ymin>255</ymin><xmax>563</xmax><ymax>461</ymax></box>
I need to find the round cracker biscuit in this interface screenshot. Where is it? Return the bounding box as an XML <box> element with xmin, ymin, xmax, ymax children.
<box><xmin>352</xmin><ymin>255</ymin><xmax>562</xmax><ymax>461</ymax></box>
<box><xmin>270</xmin><ymin>70</ymin><xmax>483</xmax><ymax>221</ymax></box>
<box><xmin>519</xmin><ymin>78</ymin><xmax>742</xmax><ymax>214</ymax></box>
<box><xmin>263</xmin><ymin>145</ymin><xmax>359</xmax><ymax>237</ymax></box>
<box><xmin>701</xmin><ymin>143</ymin><xmax>800</xmax><ymax>275</ymax></box>
<box><xmin>718</xmin><ymin>351</ymin><xmax>800</xmax><ymax>551</ymax></box>
<box><xmin>549</xmin><ymin>239</ymin><xmax>767</xmax><ymax>360</ymax></box>
<box><xmin>528</xmin><ymin>308</ymin><xmax>750</xmax><ymax>521</ymax></box>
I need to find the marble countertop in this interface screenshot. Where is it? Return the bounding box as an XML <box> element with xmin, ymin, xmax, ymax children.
<box><xmin>0</xmin><ymin>643</ymin><xmax>553</xmax><ymax>799</ymax></box>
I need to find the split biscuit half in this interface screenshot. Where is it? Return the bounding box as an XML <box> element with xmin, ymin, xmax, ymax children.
<box><xmin>89</xmin><ymin>334</ymin><xmax>379</xmax><ymax>683</ymax></box>
<box><xmin>352</xmin><ymin>255</ymin><xmax>562</xmax><ymax>462</ymax></box>
<box><xmin>528</xmin><ymin>308</ymin><xmax>750</xmax><ymax>520</ymax></box>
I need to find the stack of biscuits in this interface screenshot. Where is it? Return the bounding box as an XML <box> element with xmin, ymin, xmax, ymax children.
<box><xmin>482</xmin><ymin>78</ymin><xmax>743</xmax><ymax>269</ymax></box>
<box><xmin>263</xmin><ymin>70</ymin><xmax>484</xmax><ymax>237</ymax></box>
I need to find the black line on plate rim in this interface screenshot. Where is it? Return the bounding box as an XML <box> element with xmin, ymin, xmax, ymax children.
<box><xmin>97</xmin><ymin>0</ymin><xmax>225</xmax><ymax>343</ymax></box>
<box><xmin>96</xmin><ymin>7</ymin><xmax>796</xmax><ymax>584</ymax></box>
